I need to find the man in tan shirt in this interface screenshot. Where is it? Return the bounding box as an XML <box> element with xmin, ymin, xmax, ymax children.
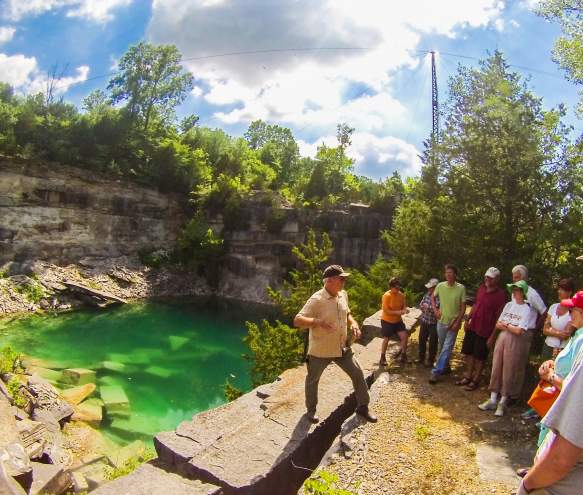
<box><xmin>294</xmin><ymin>265</ymin><xmax>377</xmax><ymax>424</ymax></box>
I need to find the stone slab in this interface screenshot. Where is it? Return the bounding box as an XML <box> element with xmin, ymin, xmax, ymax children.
<box><xmin>100</xmin><ymin>385</ymin><xmax>129</xmax><ymax>413</ymax></box>
<box><xmin>476</xmin><ymin>443</ymin><xmax>521</xmax><ymax>486</ymax></box>
<box><xmin>61</xmin><ymin>368</ymin><xmax>96</xmax><ymax>386</ymax></box>
<box><xmin>29</xmin><ymin>461</ymin><xmax>70</xmax><ymax>495</ymax></box>
<box><xmin>108</xmin><ymin>440</ymin><xmax>147</xmax><ymax>469</ymax></box>
<box><xmin>61</xmin><ymin>383</ymin><xmax>96</xmax><ymax>406</ymax></box>
<box><xmin>91</xmin><ymin>462</ymin><xmax>222</xmax><ymax>495</ymax></box>
<box><xmin>73</xmin><ymin>401</ymin><xmax>103</xmax><ymax>427</ymax></box>
<box><xmin>168</xmin><ymin>335</ymin><xmax>189</xmax><ymax>351</ymax></box>
<box><xmin>100</xmin><ymin>361</ymin><xmax>126</xmax><ymax>373</ymax></box>
<box><xmin>26</xmin><ymin>366</ymin><xmax>62</xmax><ymax>384</ymax></box>
<box><xmin>155</xmin><ymin>339</ymin><xmax>384</xmax><ymax>493</ymax></box>
<box><xmin>144</xmin><ymin>366</ymin><xmax>174</xmax><ymax>379</ymax></box>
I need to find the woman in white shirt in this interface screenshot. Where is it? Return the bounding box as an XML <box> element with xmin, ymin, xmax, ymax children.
<box><xmin>542</xmin><ymin>278</ymin><xmax>576</xmax><ymax>359</ymax></box>
<box><xmin>479</xmin><ymin>280</ymin><xmax>532</xmax><ymax>417</ymax></box>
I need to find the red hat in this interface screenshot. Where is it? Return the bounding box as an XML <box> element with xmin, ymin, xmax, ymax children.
<box><xmin>560</xmin><ymin>291</ymin><xmax>583</xmax><ymax>310</ymax></box>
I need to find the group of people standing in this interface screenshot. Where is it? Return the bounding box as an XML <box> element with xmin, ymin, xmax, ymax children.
<box><xmin>293</xmin><ymin>262</ymin><xmax>583</xmax><ymax>494</ymax></box>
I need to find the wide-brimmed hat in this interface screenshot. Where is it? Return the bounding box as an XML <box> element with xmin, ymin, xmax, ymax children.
<box><xmin>323</xmin><ymin>265</ymin><xmax>351</xmax><ymax>278</ymax></box>
<box><xmin>425</xmin><ymin>278</ymin><xmax>439</xmax><ymax>288</ymax></box>
<box><xmin>507</xmin><ymin>280</ymin><xmax>528</xmax><ymax>297</ymax></box>
<box><xmin>560</xmin><ymin>291</ymin><xmax>583</xmax><ymax>310</ymax></box>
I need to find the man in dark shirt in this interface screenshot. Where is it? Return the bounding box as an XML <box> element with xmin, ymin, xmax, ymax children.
<box><xmin>457</xmin><ymin>267</ymin><xmax>507</xmax><ymax>390</ymax></box>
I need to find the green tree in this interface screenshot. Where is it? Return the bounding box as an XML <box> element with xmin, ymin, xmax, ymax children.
<box><xmin>267</xmin><ymin>229</ymin><xmax>333</xmax><ymax>319</ymax></box>
<box><xmin>108</xmin><ymin>42</ymin><xmax>193</xmax><ymax>131</ymax></box>
<box><xmin>243</xmin><ymin>320</ymin><xmax>305</xmax><ymax>387</ymax></box>
<box><xmin>536</xmin><ymin>0</ymin><xmax>583</xmax><ymax>115</ymax></box>
<box><xmin>389</xmin><ymin>51</ymin><xmax>578</xmax><ymax>293</ymax></box>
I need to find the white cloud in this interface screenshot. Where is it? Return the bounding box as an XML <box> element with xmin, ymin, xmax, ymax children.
<box><xmin>299</xmin><ymin>132</ymin><xmax>422</xmax><ymax>180</ymax></box>
<box><xmin>148</xmin><ymin>0</ymin><xmax>504</xmax><ymax>177</ymax></box>
<box><xmin>0</xmin><ymin>52</ymin><xmax>89</xmax><ymax>94</ymax></box>
<box><xmin>510</xmin><ymin>19</ymin><xmax>520</xmax><ymax>28</ymax></box>
<box><xmin>4</xmin><ymin>0</ymin><xmax>132</xmax><ymax>23</ymax></box>
<box><xmin>0</xmin><ymin>26</ymin><xmax>15</xmax><ymax>44</ymax></box>
<box><xmin>493</xmin><ymin>19</ymin><xmax>505</xmax><ymax>31</ymax></box>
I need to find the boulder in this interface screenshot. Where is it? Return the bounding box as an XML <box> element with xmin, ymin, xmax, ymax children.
<box><xmin>61</xmin><ymin>368</ymin><xmax>96</xmax><ymax>386</ymax></box>
<box><xmin>61</xmin><ymin>383</ymin><xmax>96</xmax><ymax>406</ymax></box>
<box><xmin>27</xmin><ymin>374</ymin><xmax>74</xmax><ymax>422</ymax></box>
<box><xmin>15</xmin><ymin>420</ymin><xmax>47</xmax><ymax>459</ymax></box>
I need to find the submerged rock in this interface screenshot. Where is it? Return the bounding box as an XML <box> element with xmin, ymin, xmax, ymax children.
<box><xmin>61</xmin><ymin>368</ymin><xmax>96</xmax><ymax>386</ymax></box>
<box><xmin>100</xmin><ymin>385</ymin><xmax>129</xmax><ymax>415</ymax></box>
<box><xmin>61</xmin><ymin>383</ymin><xmax>96</xmax><ymax>406</ymax></box>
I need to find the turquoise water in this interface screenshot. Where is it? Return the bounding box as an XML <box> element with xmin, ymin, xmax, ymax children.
<box><xmin>0</xmin><ymin>299</ymin><xmax>263</xmax><ymax>445</ymax></box>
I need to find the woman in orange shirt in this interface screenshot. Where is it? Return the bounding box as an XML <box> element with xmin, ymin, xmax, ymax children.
<box><xmin>380</xmin><ymin>277</ymin><xmax>410</xmax><ymax>365</ymax></box>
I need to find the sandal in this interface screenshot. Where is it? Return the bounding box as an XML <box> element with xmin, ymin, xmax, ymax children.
<box><xmin>516</xmin><ymin>468</ymin><xmax>529</xmax><ymax>478</ymax></box>
<box><xmin>455</xmin><ymin>377</ymin><xmax>471</xmax><ymax>386</ymax></box>
<box><xmin>464</xmin><ymin>380</ymin><xmax>480</xmax><ymax>391</ymax></box>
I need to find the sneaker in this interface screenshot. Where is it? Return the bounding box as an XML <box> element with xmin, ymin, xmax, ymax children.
<box><xmin>478</xmin><ymin>399</ymin><xmax>497</xmax><ymax>411</ymax></box>
<box><xmin>428</xmin><ymin>373</ymin><xmax>438</xmax><ymax>385</ymax></box>
<box><xmin>355</xmin><ymin>406</ymin><xmax>378</xmax><ymax>423</ymax></box>
<box><xmin>494</xmin><ymin>403</ymin><xmax>506</xmax><ymax>417</ymax></box>
<box><xmin>521</xmin><ymin>408</ymin><xmax>539</xmax><ymax>420</ymax></box>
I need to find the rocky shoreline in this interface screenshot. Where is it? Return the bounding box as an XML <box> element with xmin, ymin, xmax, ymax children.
<box><xmin>0</xmin><ymin>256</ymin><xmax>212</xmax><ymax>316</ymax></box>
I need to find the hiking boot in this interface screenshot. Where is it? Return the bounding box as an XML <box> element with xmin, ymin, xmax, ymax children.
<box><xmin>305</xmin><ymin>412</ymin><xmax>319</xmax><ymax>424</ymax></box>
<box><xmin>478</xmin><ymin>399</ymin><xmax>497</xmax><ymax>411</ymax></box>
<box><xmin>356</xmin><ymin>406</ymin><xmax>378</xmax><ymax>423</ymax></box>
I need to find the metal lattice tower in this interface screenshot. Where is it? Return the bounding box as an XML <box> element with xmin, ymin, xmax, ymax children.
<box><xmin>430</xmin><ymin>51</ymin><xmax>439</xmax><ymax>143</ymax></box>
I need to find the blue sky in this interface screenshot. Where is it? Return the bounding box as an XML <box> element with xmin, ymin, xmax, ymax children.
<box><xmin>0</xmin><ymin>0</ymin><xmax>580</xmax><ymax>180</ymax></box>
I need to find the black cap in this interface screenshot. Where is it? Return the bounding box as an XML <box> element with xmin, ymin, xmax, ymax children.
<box><xmin>323</xmin><ymin>265</ymin><xmax>351</xmax><ymax>278</ymax></box>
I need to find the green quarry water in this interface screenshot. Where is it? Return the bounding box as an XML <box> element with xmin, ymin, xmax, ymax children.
<box><xmin>0</xmin><ymin>298</ymin><xmax>267</xmax><ymax>446</ymax></box>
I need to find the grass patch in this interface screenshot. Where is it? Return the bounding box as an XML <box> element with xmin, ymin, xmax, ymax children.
<box><xmin>415</xmin><ymin>423</ymin><xmax>431</xmax><ymax>441</ymax></box>
<box><xmin>303</xmin><ymin>470</ymin><xmax>360</xmax><ymax>495</ymax></box>
<box><xmin>104</xmin><ymin>448</ymin><xmax>156</xmax><ymax>481</ymax></box>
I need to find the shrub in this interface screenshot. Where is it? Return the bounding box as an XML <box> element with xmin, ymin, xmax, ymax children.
<box><xmin>243</xmin><ymin>320</ymin><xmax>305</xmax><ymax>387</ymax></box>
<box><xmin>139</xmin><ymin>249</ymin><xmax>171</xmax><ymax>268</ymax></box>
<box><xmin>15</xmin><ymin>279</ymin><xmax>45</xmax><ymax>303</ymax></box>
<box><xmin>104</xmin><ymin>448</ymin><xmax>156</xmax><ymax>480</ymax></box>
<box><xmin>7</xmin><ymin>378</ymin><xmax>27</xmax><ymax>408</ymax></box>
<box><xmin>265</xmin><ymin>209</ymin><xmax>287</xmax><ymax>234</ymax></box>
<box><xmin>0</xmin><ymin>346</ymin><xmax>22</xmax><ymax>374</ymax></box>
<box><xmin>223</xmin><ymin>378</ymin><xmax>244</xmax><ymax>402</ymax></box>
<box><xmin>303</xmin><ymin>470</ymin><xmax>359</xmax><ymax>495</ymax></box>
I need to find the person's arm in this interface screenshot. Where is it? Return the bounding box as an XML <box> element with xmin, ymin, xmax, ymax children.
<box><xmin>521</xmin><ymin>434</ymin><xmax>583</xmax><ymax>492</ymax></box>
<box><xmin>542</xmin><ymin>312</ymin><xmax>571</xmax><ymax>339</ymax></box>
<box><xmin>497</xmin><ymin>319</ymin><xmax>526</xmax><ymax>336</ymax></box>
<box><xmin>347</xmin><ymin>312</ymin><xmax>361</xmax><ymax>340</ymax></box>
<box><xmin>431</xmin><ymin>288</ymin><xmax>441</xmax><ymax>320</ymax></box>
<box><xmin>294</xmin><ymin>314</ymin><xmax>333</xmax><ymax>331</ymax></box>
<box><xmin>448</xmin><ymin>291</ymin><xmax>466</xmax><ymax>331</ymax></box>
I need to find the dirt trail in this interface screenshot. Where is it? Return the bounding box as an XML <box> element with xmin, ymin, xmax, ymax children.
<box><xmin>315</xmin><ymin>332</ymin><xmax>539</xmax><ymax>495</ymax></box>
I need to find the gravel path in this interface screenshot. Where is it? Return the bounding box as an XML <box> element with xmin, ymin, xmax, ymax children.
<box><xmin>309</xmin><ymin>338</ymin><xmax>538</xmax><ymax>495</ymax></box>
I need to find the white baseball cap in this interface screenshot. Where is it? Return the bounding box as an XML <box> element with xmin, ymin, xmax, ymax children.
<box><xmin>485</xmin><ymin>267</ymin><xmax>501</xmax><ymax>278</ymax></box>
<box><xmin>425</xmin><ymin>278</ymin><xmax>439</xmax><ymax>288</ymax></box>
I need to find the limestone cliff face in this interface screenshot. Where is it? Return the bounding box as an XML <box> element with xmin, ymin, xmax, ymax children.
<box><xmin>215</xmin><ymin>200</ymin><xmax>391</xmax><ymax>303</ymax></box>
<box><xmin>0</xmin><ymin>159</ymin><xmax>187</xmax><ymax>265</ymax></box>
<box><xmin>0</xmin><ymin>159</ymin><xmax>392</xmax><ymax>305</ymax></box>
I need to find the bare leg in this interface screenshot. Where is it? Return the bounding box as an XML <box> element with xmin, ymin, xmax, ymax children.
<box><xmin>380</xmin><ymin>337</ymin><xmax>389</xmax><ymax>363</ymax></box>
<box><xmin>399</xmin><ymin>331</ymin><xmax>409</xmax><ymax>360</ymax></box>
